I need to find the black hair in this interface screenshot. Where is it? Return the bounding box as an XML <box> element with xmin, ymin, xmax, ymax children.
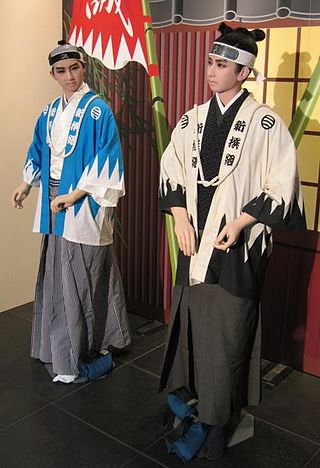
<box><xmin>217</xmin><ymin>22</ymin><xmax>265</xmax><ymax>57</ymax></box>
<box><xmin>216</xmin><ymin>23</ymin><xmax>265</xmax><ymax>74</ymax></box>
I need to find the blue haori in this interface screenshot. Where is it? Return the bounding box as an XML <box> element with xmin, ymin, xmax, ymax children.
<box><xmin>23</xmin><ymin>90</ymin><xmax>125</xmax><ymax>246</ymax></box>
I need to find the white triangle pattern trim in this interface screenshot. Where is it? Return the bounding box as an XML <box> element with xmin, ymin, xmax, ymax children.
<box><xmin>80</xmin><ymin>156</ymin><xmax>124</xmax><ymax>192</ymax></box>
<box><xmin>33</xmin><ymin>182</ymin><xmax>43</xmax><ymax>233</ymax></box>
<box><xmin>245</xmin><ymin>223</ymin><xmax>268</xmax><ymax>263</ymax></box>
<box><xmin>102</xmin><ymin>36</ymin><xmax>115</xmax><ymax>69</ymax></box>
<box><xmin>71</xmin><ymin>28</ymin><xmax>148</xmax><ymax>71</ymax></box>
<box><xmin>133</xmin><ymin>38</ymin><xmax>148</xmax><ymax>70</ymax></box>
<box><xmin>92</xmin><ymin>32</ymin><xmax>103</xmax><ymax>60</ymax></box>
<box><xmin>83</xmin><ymin>29</ymin><xmax>94</xmax><ymax>55</ymax></box>
<box><xmin>114</xmin><ymin>34</ymin><xmax>132</xmax><ymax>69</ymax></box>
<box><xmin>62</xmin><ymin>190</ymin><xmax>106</xmax><ymax>244</ymax></box>
<box><xmin>68</xmin><ymin>26</ymin><xmax>77</xmax><ymax>46</ymax></box>
<box><xmin>76</xmin><ymin>27</ymin><xmax>84</xmax><ymax>47</ymax></box>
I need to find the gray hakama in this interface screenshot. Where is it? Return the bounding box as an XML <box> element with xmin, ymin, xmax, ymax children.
<box><xmin>159</xmin><ymin>284</ymin><xmax>261</xmax><ymax>427</ymax></box>
<box><xmin>158</xmin><ymin>91</ymin><xmax>304</xmax><ymax>456</ymax></box>
<box><xmin>31</xmin><ymin>187</ymin><xmax>131</xmax><ymax>376</ymax></box>
<box><xmin>31</xmin><ymin>235</ymin><xmax>131</xmax><ymax>375</ymax></box>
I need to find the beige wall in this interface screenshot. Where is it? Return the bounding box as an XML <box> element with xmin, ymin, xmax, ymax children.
<box><xmin>0</xmin><ymin>1</ymin><xmax>62</xmax><ymax>312</ymax></box>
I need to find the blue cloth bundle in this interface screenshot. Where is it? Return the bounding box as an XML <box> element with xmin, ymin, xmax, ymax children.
<box><xmin>167</xmin><ymin>387</ymin><xmax>198</xmax><ymax>419</ymax></box>
<box><xmin>165</xmin><ymin>388</ymin><xmax>207</xmax><ymax>462</ymax></box>
<box><xmin>165</xmin><ymin>416</ymin><xmax>208</xmax><ymax>462</ymax></box>
<box><xmin>79</xmin><ymin>351</ymin><xmax>113</xmax><ymax>381</ymax></box>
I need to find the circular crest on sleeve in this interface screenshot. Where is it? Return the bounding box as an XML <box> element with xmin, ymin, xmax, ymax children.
<box><xmin>91</xmin><ymin>106</ymin><xmax>102</xmax><ymax>120</ymax></box>
<box><xmin>261</xmin><ymin>114</ymin><xmax>275</xmax><ymax>129</ymax></box>
<box><xmin>181</xmin><ymin>114</ymin><xmax>189</xmax><ymax>129</ymax></box>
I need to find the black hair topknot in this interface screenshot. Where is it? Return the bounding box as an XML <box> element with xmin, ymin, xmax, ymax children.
<box><xmin>250</xmin><ymin>29</ymin><xmax>266</xmax><ymax>42</ymax></box>
<box><xmin>218</xmin><ymin>22</ymin><xmax>233</xmax><ymax>36</ymax></box>
<box><xmin>218</xmin><ymin>23</ymin><xmax>265</xmax><ymax>43</ymax></box>
<box><xmin>216</xmin><ymin>22</ymin><xmax>265</xmax><ymax>58</ymax></box>
<box><xmin>57</xmin><ymin>39</ymin><xmax>68</xmax><ymax>46</ymax></box>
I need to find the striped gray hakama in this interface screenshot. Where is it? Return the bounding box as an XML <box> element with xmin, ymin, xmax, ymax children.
<box><xmin>31</xmin><ymin>236</ymin><xmax>131</xmax><ymax>376</ymax></box>
<box><xmin>160</xmin><ymin>283</ymin><xmax>261</xmax><ymax>427</ymax></box>
<box><xmin>31</xmin><ymin>185</ymin><xmax>131</xmax><ymax>376</ymax></box>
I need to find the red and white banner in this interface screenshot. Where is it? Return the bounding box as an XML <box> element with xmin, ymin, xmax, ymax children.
<box><xmin>68</xmin><ymin>0</ymin><xmax>154</xmax><ymax>74</ymax></box>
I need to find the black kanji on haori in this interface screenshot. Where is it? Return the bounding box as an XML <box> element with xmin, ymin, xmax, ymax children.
<box><xmin>228</xmin><ymin>136</ymin><xmax>241</xmax><ymax>149</ymax></box>
<box><xmin>234</xmin><ymin>120</ymin><xmax>246</xmax><ymax>132</ymax></box>
<box><xmin>225</xmin><ymin>154</ymin><xmax>235</xmax><ymax>166</ymax></box>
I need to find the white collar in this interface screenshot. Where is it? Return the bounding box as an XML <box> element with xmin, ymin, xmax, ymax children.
<box><xmin>215</xmin><ymin>88</ymin><xmax>244</xmax><ymax>115</ymax></box>
<box><xmin>63</xmin><ymin>82</ymin><xmax>90</xmax><ymax>107</ymax></box>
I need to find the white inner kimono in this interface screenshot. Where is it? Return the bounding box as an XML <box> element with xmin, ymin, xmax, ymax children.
<box><xmin>50</xmin><ymin>83</ymin><xmax>90</xmax><ymax>179</ymax></box>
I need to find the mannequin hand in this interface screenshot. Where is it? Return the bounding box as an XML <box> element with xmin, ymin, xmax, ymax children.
<box><xmin>50</xmin><ymin>188</ymin><xmax>87</xmax><ymax>213</ymax></box>
<box><xmin>172</xmin><ymin>207</ymin><xmax>195</xmax><ymax>256</ymax></box>
<box><xmin>214</xmin><ymin>213</ymin><xmax>257</xmax><ymax>251</ymax></box>
<box><xmin>50</xmin><ymin>193</ymin><xmax>75</xmax><ymax>213</ymax></box>
<box><xmin>12</xmin><ymin>182</ymin><xmax>32</xmax><ymax>209</ymax></box>
<box><xmin>214</xmin><ymin>220</ymin><xmax>243</xmax><ymax>250</ymax></box>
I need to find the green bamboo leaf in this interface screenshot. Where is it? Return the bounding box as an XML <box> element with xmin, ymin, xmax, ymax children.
<box><xmin>289</xmin><ymin>59</ymin><xmax>320</xmax><ymax>148</ymax></box>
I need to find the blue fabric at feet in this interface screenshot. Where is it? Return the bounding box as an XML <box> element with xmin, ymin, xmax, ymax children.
<box><xmin>165</xmin><ymin>416</ymin><xmax>208</xmax><ymax>462</ymax></box>
<box><xmin>79</xmin><ymin>351</ymin><xmax>113</xmax><ymax>381</ymax></box>
<box><xmin>165</xmin><ymin>388</ymin><xmax>207</xmax><ymax>462</ymax></box>
<box><xmin>167</xmin><ymin>387</ymin><xmax>197</xmax><ymax>419</ymax></box>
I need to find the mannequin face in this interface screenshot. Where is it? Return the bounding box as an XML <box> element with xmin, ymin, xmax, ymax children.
<box><xmin>207</xmin><ymin>55</ymin><xmax>250</xmax><ymax>104</ymax></box>
<box><xmin>50</xmin><ymin>59</ymin><xmax>85</xmax><ymax>99</ymax></box>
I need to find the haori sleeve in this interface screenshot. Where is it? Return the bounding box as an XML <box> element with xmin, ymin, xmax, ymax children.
<box><xmin>77</xmin><ymin>106</ymin><xmax>125</xmax><ymax>207</ymax></box>
<box><xmin>242</xmin><ymin>115</ymin><xmax>306</xmax><ymax>230</ymax></box>
<box><xmin>23</xmin><ymin>114</ymin><xmax>44</xmax><ymax>187</ymax></box>
<box><xmin>159</xmin><ymin>122</ymin><xmax>187</xmax><ymax>214</ymax></box>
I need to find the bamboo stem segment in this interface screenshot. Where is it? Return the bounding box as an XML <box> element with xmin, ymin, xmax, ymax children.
<box><xmin>289</xmin><ymin>58</ymin><xmax>320</xmax><ymax>148</ymax></box>
<box><xmin>142</xmin><ymin>0</ymin><xmax>178</xmax><ymax>281</ymax></box>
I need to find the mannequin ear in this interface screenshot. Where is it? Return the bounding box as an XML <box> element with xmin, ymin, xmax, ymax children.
<box><xmin>237</xmin><ymin>66</ymin><xmax>250</xmax><ymax>81</ymax></box>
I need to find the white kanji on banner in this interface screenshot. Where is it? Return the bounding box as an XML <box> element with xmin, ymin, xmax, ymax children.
<box><xmin>68</xmin><ymin>0</ymin><xmax>154</xmax><ymax>74</ymax></box>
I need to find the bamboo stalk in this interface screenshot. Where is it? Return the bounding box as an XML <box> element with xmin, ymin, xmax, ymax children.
<box><xmin>141</xmin><ymin>0</ymin><xmax>178</xmax><ymax>281</ymax></box>
<box><xmin>289</xmin><ymin>58</ymin><xmax>320</xmax><ymax>148</ymax></box>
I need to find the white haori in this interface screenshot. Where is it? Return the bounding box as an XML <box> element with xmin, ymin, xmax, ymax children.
<box><xmin>160</xmin><ymin>94</ymin><xmax>304</xmax><ymax>285</ymax></box>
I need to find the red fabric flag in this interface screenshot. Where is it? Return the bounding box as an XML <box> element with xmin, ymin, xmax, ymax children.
<box><xmin>68</xmin><ymin>0</ymin><xmax>156</xmax><ymax>75</ymax></box>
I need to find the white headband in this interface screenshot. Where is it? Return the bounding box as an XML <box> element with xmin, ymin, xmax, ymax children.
<box><xmin>49</xmin><ymin>43</ymin><xmax>85</xmax><ymax>67</ymax></box>
<box><xmin>209</xmin><ymin>42</ymin><xmax>265</xmax><ymax>83</ymax></box>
